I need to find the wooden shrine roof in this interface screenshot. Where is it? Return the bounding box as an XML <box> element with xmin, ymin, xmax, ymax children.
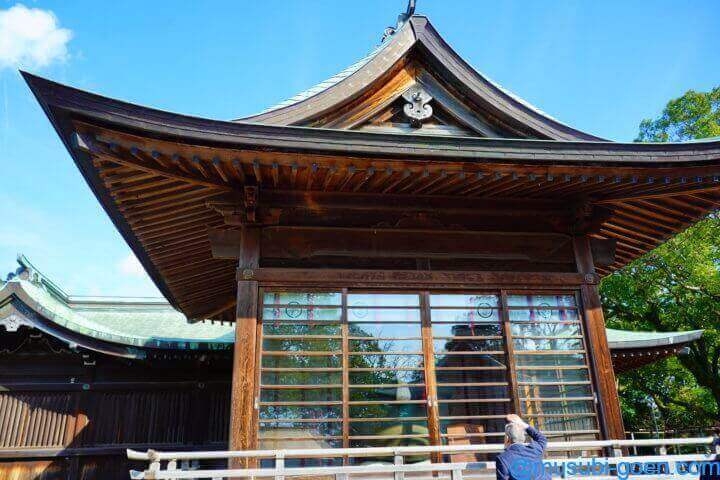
<box><xmin>22</xmin><ymin>14</ymin><xmax>720</xmax><ymax>320</ymax></box>
<box><xmin>23</xmin><ymin>70</ymin><xmax>720</xmax><ymax>320</ymax></box>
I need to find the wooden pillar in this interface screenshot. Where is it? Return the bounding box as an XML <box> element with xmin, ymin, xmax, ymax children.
<box><xmin>573</xmin><ymin>236</ymin><xmax>625</xmax><ymax>440</ymax></box>
<box><xmin>229</xmin><ymin>226</ymin><xmax>261</xmax><ymax>467</ymax></box>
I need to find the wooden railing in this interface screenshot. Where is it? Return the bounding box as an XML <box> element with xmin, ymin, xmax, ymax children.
<box><xmin>128</xmin><ymin>437</ymin><xmax>720</xmax><ymax>480</ymax></box>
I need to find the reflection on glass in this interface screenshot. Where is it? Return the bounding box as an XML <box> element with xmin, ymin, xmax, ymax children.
<box><xmin>513</xmin><ymin>338</ymin><xmax>583</xmax><ymax>351</ymax></box>
<box><xmin>350</xmin><ymin>339</ymin><xmax>422</xmax><ymax>353</ymax></box>
<box><xmin>507</xmin><ymin>295</ymin><xmax>576</xmax><ymax>307</ymax></box>
<box><xmin>515</xmin><ymin>354</ymin><xmax>586</xmax><ymax>367</ymax></box>
<box><xmin>263</xmin><ymin>338</ymin><xmax>341</xmax><ymax>352</ymax></box>
<box><xmin>430</xmin><ymin>309</ymin><xmax>499</xmax><ymax>323</ymax></box>
<box><xmin>434</xmin><ymin>338</ymin><xmax>503</xmax><ymax>353</ymax></box>
<box><xmin>347</xmin><ymin>308</ymin><xmax>420</xmax><ymax>322</ymax></box>
<box><xmin>262</xmin><ymin>354</ymin><xmax>341</xmax><ymax>369</ymax></box>
<box><xmin>516</xmin><ymin>368</ymin><xmax>589</xmax><ymax>383</ymax></box>
<box><xmin>261</xmin><ymin>388</ymin><xmax>342</xmax><ymax>403</ymax></box>
<box><xmin>262</xmin><ymin>307</ymin><xmax>342</xmax><ymax>322</ymax></box>
<box><xmin>263</xmin><ymin>292</ymin><xmax>342</xmax><ymax>306</ymax></box>
<box><xmin>347</xmin><ymin>293</ymin><xmax>420</xmax><ymax>307</ymax></box>
<box><xmin>518</xmin><ymin>384</ymin><xmax>592</xmax><ymax>399</ymax></box>
<box><xmin>348</xmin><ymin>323</ymin><xmax>422</xmax><ymax>338</ymax></box>
<box><xmin>511</xmin><ymin>323</ymin><xmax>580</xmax><ymax>337</ymax></box>
<box><xmin>430</xmin><ymin>294</ymin><xmax>499</xmax><ymax>308</ymax></box>
<box><xmin>262</xmin><ymin>371</ymin><xmax>342</xmax><ymax>386</ymax></box>
<box><xmin>508</xmin><ymin>309</ymin><xmax>579</xmax><ymax>322</ymax></box>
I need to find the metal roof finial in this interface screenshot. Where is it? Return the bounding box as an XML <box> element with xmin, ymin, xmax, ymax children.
<box><xmin>382</xmin><ymin>0</ymin><xmax>417</xmax><ymax>42</ymax></box>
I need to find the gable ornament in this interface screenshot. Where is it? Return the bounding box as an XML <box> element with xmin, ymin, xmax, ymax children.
<box><xmin>402</xmin><ymin>86</ymin><xmax>433</xmax><ymax>127</ymax></box>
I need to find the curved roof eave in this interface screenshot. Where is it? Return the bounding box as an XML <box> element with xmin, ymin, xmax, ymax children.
<box><xmin>606</xmin><ymin>328</ymin><xmax>704</xmax><ymax>350</ymax></box>
<box><xmin>21</xmin><ymin>72</ymin><xmax>720</xmax><ymax>167</ymax></box>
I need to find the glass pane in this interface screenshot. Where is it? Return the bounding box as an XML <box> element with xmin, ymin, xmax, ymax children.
<box><xmin>262</xmin><ymin>355</ymin><xmax>342</xmax><ymax>369</ymax></box>
<box><xmin>350</xmin><ymin>419</ymin><xmax>428</xmax><ymax>437</ymax></box>
<box><xmin>440</xmin><ymin>418</ymin><xmax>507</xmax><ymax>436</ymax></box>
<box><xmin>350</xmin><ymin>339</ymin><xmax>422</xmax><ymax>353</ymax></box>
<box><xmin>349</xmin><ymin>323</ymin><xmax>422</xmax><ymax>338</ymax></box>
<box><xmin>263</xmin><ymin>292</ymin><xmax>341</xmax><ymax>306</ymax></box>
<box><xmin>434</xmin><ymin>338</ymin><xmax>503</xmax><ymax>353</ymax></box>
<box><xmin>259</xmin><ymin>405</ymin><xmax>342</xmax><ymax>420</ymax></box>
<box><xmin>259</xmin><ymin>436</ymin><xmax>343</xmax><ymax>451</ymax></box>
<box><xmin>349</xmin><ymin>386</ymin><xmax>426</xmax><ymax>402</ymax></box>
<box><xmin>350</xmin><ymin>370</ymin><xmax>424</xmax><ymax>385</ymax></box>
<box><xmin>350</xmin><ymin>403</ymin><xmax>427</xmax><ymax>419</ymax></box>
<box><xmin>430</xmin><ymin>309</ymin><xmax>500</xmax><ymax>323</ymax></box>
<box><xmin>509</xmin><ymin>309</ymin><xmax>579</xmax><ymax>322</ymax></box>
<box><xmin>511</xmin><ymin>323</ymin><xmax>581</xmax><ymax>337</ymax></box>
<box><xmin>262</xmin><ymin>307</ymin><xmax>342</xmax><ymax>321</ymax></box>
<box><xmin>437</xmin><ymin>385</ymin><xmax>509</xmax><ymax>400</ymax></box>
<box><xmin>507</xmin><ymin>294</ymin><xmax>576</xmax><ymax>307</ymax></box>
<box><xmin>530</xmin><ymin>415</ymin><xmax>597</xmax><ymax>433</ymax></box>
<box><xmin>517</xmin><ymin>368</ymin><xmax>590</xmax><ymax>383</ymax></box>
<box><xmin>263</xmin><ymin>338</ymin><xmax>341</xmax><ymax>352</ymax></box>
<box><xmin>431</xmin><ymin>322</ymin><xmax>501</xmax><ymax>337</ymax></box>
<box><xmin>263</xmin><ymin>323</ymin><xmax>341</xmax><ymax>336</ymax></box>
<box><xmin>518</xmin><ymin>384</ymin><xmax>593</xmax><ymax>399</ymax></box>
<box><xmin>515</xmin><ymin>354</ymin><xmax>586</xmax><ymax>367</ymax></box>
<box><xmin>258</xmin><ymin>421</ymin><xmax>342</xmax><ymax>437</ymax></box>
<box><xmin>435</xmin><ymin>353</ymin><xmax>506</xmax><ymax>368</ymax></box>
<box><xmin>347</xmin><ymin>308</ymin><xmax>420</xmax><ymax>322</ymax></box>
<box><xmin>350</xmin><ymin>354</ymin><xmax>423</xmax><ymax>370</ymax></box>
<box><xmin>262</xmin><ymin>371</ymin><xmax>342</xmax><ymax>386</ymax></box>
<box><xmin>347</xmin><ymin>293</ymin><xmax>420</xmax><ymax>307</ymax></box>
<box><xmin>435</xmin><ymin>369</ymin><xmax>507</xmax><ymax>385</ymax></box>
<box><xmin>430</xmin><ymin>294</ymin><xmax>499</xmax><ymax>308</ymax></box>
<box><xmin>260</xmin><ymin>388</ymin><xmax>342</xmax><ymax>403</ymax></box>
<box><xmin>520</xmin><ymin>400</ymin><xmax>595</xmax><ymax>415</ymax></box>
<box><xmin>513</xmin><ymin>338</ymin><xmax>583</xmax><ymax>351</ymax></box>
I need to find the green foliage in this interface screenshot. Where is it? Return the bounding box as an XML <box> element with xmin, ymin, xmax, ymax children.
<box><xmin>601</xmin><ymin>210</ymin><xmax>720</xmax><ymax>431</ymax></box>
<box><xmin>603</xmin><ymin>86</ymin><xmax>720</xmax><ymax>433</ymax></box>
<box><xmin>636</xmin><ymin>87</ymin><xmax>720</xmax><ymax>142</ymax></box>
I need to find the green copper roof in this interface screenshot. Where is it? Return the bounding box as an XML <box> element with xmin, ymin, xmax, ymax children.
<box><xmin>606</xmin><ymin>328</ymin><xmax>703</xmax><ymax>350</ymax></box>
<box><xmin>0</xmin><ymin>255</ymin><xmax>703</xmax><ymax>355</ymax></box>
<box><xmin>1</xmin><ymin>255</ymin><xmax>233</xmax><ymax>351</ymax></box>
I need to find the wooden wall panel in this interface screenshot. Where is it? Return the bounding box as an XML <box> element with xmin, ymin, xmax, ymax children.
<box><xmin>0</xmin><ymin>393</ymin><xmax>75</xmax><ymax>448</ymax></box>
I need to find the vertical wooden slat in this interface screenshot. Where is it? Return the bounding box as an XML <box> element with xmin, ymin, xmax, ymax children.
<box><xmin>420</xmin><ymin>292</ymin><xmax>441</xmax><ymax>455</ymax></box>
<box><xmin>341</xmin><ymin>289</ymin><xmax>350</xmax><ymax>461</ymax></box>
<box><xmin>573</xmin><ymin>236</ymin><xmax>625</xmax><ymax>440</ymax></box>
<box><xmin>500</xmin><ymin>291</ymin><xmax>521</xmax><ymax>415</ymax></box>
<box><xmin>229</xmin><ymin>226</ymin><xmax>261</xmax><ymax>469</ymax></box>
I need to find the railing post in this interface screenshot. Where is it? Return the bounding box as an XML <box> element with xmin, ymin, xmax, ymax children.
<box><xmin>148</xmin><ymin>450</ymin><xmax>161</xmax><ymax>475</ymax></box>
<box><xmin>630</xmin><ymin>432</ymin><xmax>638</xmax><ymax>456</ymax></box>
<box><xmin>394</xmin><ymin>451</ymin><xmax>405</xmax><ymax>480</ymax></box>
<box><xmin>275</xmin><ymin>452</ymin><xmax>285</xmax><ymax>480</ymax></box>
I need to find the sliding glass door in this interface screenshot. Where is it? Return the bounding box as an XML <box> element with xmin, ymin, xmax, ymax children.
<box><xmin>257</xmin><ymin>289</ymin><xmax>599</xmax><ymax>463</ymax></box>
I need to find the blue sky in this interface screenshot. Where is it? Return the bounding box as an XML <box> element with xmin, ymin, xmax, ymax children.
<box><xmin>0</xmin><ymin>0</ymin><xmax>718</xmax><ymax>297</ymax></box>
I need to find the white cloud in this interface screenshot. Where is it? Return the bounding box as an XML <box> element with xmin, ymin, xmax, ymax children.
<box><xmin>0</xmin><ymin>4</ymin><xmax>72</xmax><ymax>70</ymax></box>
<box><xmin>118</xmin><ymin>253</ymin><xmax>147</xmax><ymax>278</ymax></box>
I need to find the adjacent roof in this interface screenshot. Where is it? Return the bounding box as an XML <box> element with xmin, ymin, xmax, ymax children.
<box><xmin>0</xmin><ymin>255</ymin><xmax>232</xmax><ymax>358</ymax></box>
<box><xmin>0</xmin><ymin>256</ymin><xmax>703</xmax><ymax>369</ymax></box>
<box><xmin>22</xmin><ymin>14</ymin><xmax>720</xmax><ymax>320</ymax></box>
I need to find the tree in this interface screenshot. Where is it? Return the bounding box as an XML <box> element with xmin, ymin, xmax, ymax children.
<box><xmin>601</xmin><ymin>86</ymin><xmax>720</xmax><ymax>432</ymax></box>
<box><xmin>636</xmin><ymin>87</ymin><xmax>720</xmax><ymax>142</ymax></box>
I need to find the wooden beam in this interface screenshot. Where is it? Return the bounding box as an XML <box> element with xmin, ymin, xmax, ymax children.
<box><xmin>573</xmin><ymin>236</ymin><xmax>625</xmax><ymax>441</ymax></box>
<box><xmin>229</xmin><ymin>226</ymin><xmax>261</xmax><ymax>468</ymax></box>
<box><xmin>249</xmin><ymin>267</ymin><xmax>595</xmax><ymax>287</ymax></box>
